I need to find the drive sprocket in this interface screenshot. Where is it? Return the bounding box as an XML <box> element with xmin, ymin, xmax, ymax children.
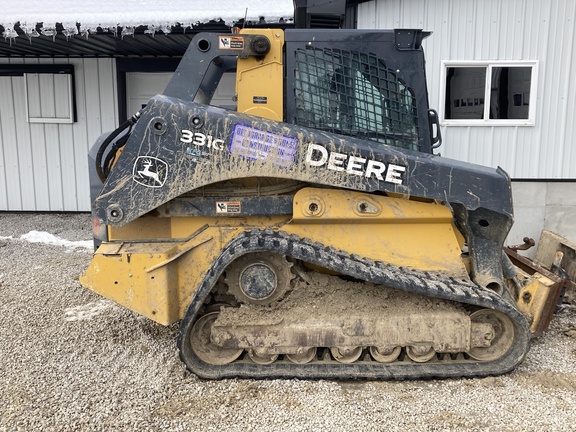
<box><xmin>224</xmin><ymin>252</ymin><xmax>294</xmax><ymax>305</ymax></box>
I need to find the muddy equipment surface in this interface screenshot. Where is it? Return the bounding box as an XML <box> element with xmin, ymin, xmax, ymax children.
<box><xmin>81</xmin><ymin>22</ymin><xmax>546</xmax><ymax>380</ymax></box>
<box><xmin>176</xmin><ymin>230</ymin><xmax>530</xmax><ymax>379</ymax></box>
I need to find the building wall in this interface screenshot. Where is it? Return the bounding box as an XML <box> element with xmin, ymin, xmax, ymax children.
<box><xmin>510</xmin><ymin>181</ymin><xmax>576</xmax><ymax>257</ymax></box>
<box><xmin>358</xmin><ymin>0</ymin><xmax>576</xmax><ymax>179</ymax></box>
<box><xmin>358</xmin><ymin>0</ymin><xmax>576</xmax><ymax>248</ymax></box>
<box><xmin>0</xmin><ymin>57</ymin><xmax>118</xmax><ymax>211</ymax></box>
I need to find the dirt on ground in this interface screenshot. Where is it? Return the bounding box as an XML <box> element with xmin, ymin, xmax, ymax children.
<box><xmin>1</xmin><ymin>212</ymin><xmax>576</xmax><ymax>432</ymax></box>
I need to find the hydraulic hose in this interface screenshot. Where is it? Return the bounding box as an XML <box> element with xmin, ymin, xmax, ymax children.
<box><xmin>102</xmin><ymin>124</ymin><xmax>133</xmax><ymax>178</ymax></box>
<box><xmin>95</xmin><ymin>112</ymin><xmax>141</xmax><ymax>183</ymax></box>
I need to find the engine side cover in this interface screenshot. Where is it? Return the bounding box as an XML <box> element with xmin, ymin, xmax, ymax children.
<box><xmin>94</xmin><ymin>95</ymin><xmax>512</xmax><ymax>228</ymax></box>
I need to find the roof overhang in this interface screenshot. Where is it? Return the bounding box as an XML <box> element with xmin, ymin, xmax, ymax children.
<box><xmin>0</xmin><ymin>0</ymin><xmax>372</xmax><ymax>57</ymax></box>
<box><xmin>0</xmin><ymin>23</ymin><xmax>291</xmax><ymax>58</ymax></box>
<box><xmin>0</xmin><ymin>0</ymin><xmax>294</xmax><ymax>57</ymax></box>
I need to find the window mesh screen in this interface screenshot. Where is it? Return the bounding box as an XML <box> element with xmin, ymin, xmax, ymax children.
<box><xmin>293</xmin><ymin>47</ymin><xmax>420</xmax><ymax>151</ymax></box>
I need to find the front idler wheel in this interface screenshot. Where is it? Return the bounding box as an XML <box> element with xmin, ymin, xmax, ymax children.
<box><xmin>467</xmin><ymin>309</ymin><xmax>515</xmax><ymax>361</ymax></box>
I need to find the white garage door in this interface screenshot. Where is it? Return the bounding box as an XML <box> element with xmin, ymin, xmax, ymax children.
<box><xmin>126</xmin><ymin>72</ymin><xmax>173</xmax><ymax>116</ymax></box>
<box><xmin>126</xmin><ymin>71</ymin><xmax>237</xmax><ymax>116</ymax></box>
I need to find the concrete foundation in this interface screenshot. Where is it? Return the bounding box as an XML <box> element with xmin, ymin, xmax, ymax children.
<box><xmin>508</xmin><ymin>181</ymin><xmax>576</xmax><ymax>259</ymax></box>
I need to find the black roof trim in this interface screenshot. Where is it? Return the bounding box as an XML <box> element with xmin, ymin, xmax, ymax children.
<box><xmin>0</xmin><ymin>20</ymin><xmax>293</xmax><ymax>58</ymax></box>
<box><xmin>0</xmin><ymin>63</ymin><xmax>74</xmax><ymax>76</ymax></box>
<box><xmin>0</xmin><ymin>0</ymin><xmax>371</xmax><ymax>58</ymax></box>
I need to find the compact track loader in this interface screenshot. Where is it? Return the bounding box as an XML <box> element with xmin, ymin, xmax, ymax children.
<box><xmin>81</xmin><ymin>26</ymin><xmax>559</xmax><ymax>380</ymax></box>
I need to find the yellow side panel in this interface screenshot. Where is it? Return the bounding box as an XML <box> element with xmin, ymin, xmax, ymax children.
<box><xmin>108</xmin><ymin>216</ymin><xmax>171</xmax><ymax>241</ymax></box>
<box><xmin>81</xmin><ymin>189</ymin><xmax>468</xmax><ymax>325</ymax></box>
<box><xmin>236</xmin><ymin>29</ymin><xmax>284</xmax><ymax>121</ymax></box>
<box><xmin>81</xmin><ymin>227</ymin><xmax>246</xmax><ymax>325</ymax></box>
<box><xmin>286</xmin><ymin>188</ymin><xmax>467</xmax><ymax>277</ymax></box>
<box><xmin>80</xmin><ymin>242</ymin><xmax>181</xmax><ymax>325</ymax></box>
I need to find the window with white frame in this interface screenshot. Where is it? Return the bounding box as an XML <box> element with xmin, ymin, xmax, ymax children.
<box><xmin>440</xmin><ymin>61</ymin><xmax>537</xmax><ymax>126</ymax></box>
<box><xmin>25</xmin><ymin>72</ymin><xmax>75</xmax><ymax>124</ymax></box>
<box><xmin>0</xmin><ymin>65</ymin><xmax>76</xmax><ymax>124</ymax></box>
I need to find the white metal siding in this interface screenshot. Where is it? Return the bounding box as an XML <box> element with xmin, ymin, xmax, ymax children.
<box><xmin>358</xmin><ymin>0</ymin><xmax>576</xmax><ymax>179</ymax></box>
<box><xmin>0</xmin><ymin>57</ymin><xmax>117</xmax><ymax>211</ymax></box>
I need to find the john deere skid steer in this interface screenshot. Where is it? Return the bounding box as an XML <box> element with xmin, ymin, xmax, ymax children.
<box><xmin>80</xmin><ymin>26</ymin><xmax>555</xmax><ymax>380</ymax></box>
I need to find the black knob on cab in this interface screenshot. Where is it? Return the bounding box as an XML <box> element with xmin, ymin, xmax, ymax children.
<box><xmin>251</xmin><ymin>35</ymin><xmax>271</xmax><ymax>56</ymax></box>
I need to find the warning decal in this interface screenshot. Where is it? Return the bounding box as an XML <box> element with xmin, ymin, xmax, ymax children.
<box><xmin>216</xmin><ymin>201</ymin><xmax>242</xmax><ymax>214</ymax></box>
<box><xmin>219</xmin><ymin>36</ymin><xmax>244</xmax><ymax>50</ymax></box>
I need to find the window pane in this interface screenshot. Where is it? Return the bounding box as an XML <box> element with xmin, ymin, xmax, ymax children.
<box><xmin>489</xmin><ymin>67</ymin><xmax>532</xmax><ymax>120</ymax></box>
<box><xmin>25</xmin><ymin>72</ymin><xmax>74</xmax><ymax>123</ymax></box>
<box><xmin>445</xmin><ymin>67</ymin><xmax>486</xmax><ymax>119</ymax></box>
<box><xmin>293</xmin><ymin>47</ymin><xmax>420</xmax><ymax>151</ymax></box>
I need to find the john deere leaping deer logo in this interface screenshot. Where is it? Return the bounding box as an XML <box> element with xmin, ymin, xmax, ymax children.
<box><xmin>133</xmin><ymin>156</ymin><xmax>168</xmax><ymax>188</ymax></box>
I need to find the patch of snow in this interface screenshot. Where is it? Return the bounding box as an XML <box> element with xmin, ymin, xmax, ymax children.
<box><xmin>20</xmin><ymin>230</ymin><xmax>93</xmax><ymax>251</ymax></box>
<box><xmin>2</xmin><ymin>25</ymin><xmax>18</xmax><ymax>43</ymax></box>
<box><xmin>1</xmin><ymin>0</ymin><xmax>294</xmax><ymax>38</ymax></box>
<box><xmin>64</xmin><ymin>299</ymin><xmax>116</xmax><ymax>321</ymax></box>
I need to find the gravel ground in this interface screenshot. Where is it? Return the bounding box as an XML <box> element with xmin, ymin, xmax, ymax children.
<box><xmin>1</xmin><ymin>212</ymin><xmax>576</xmax><ymax>432</ymax></box>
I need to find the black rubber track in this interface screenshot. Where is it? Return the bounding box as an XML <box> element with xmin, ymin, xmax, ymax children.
<box><xmin>177</xmin><ymin>229</ymin><xmax>531</xmax><ymax>380</ymax></box>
